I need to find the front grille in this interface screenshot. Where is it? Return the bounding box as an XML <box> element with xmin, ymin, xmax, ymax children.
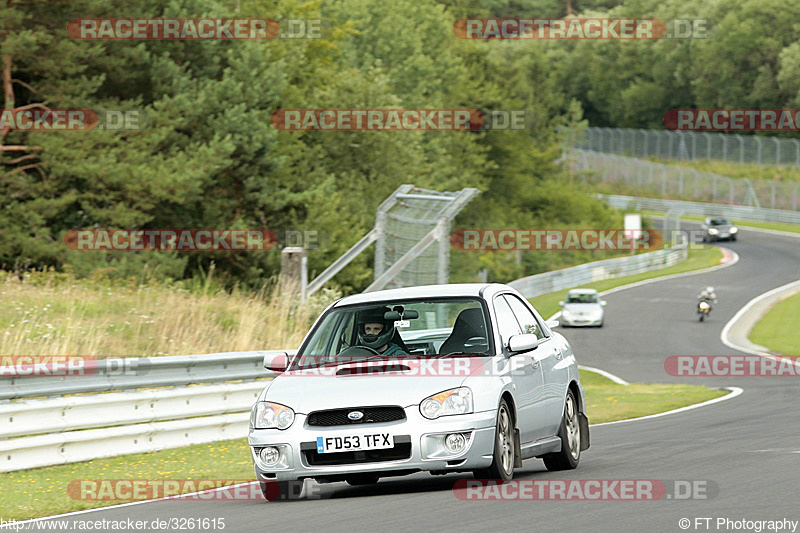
<box><xmin>306</xmin><ymin>406</ymin><xmax>406</xmax><ymax>427</ymax></box>
<box><xmin>301</xmin><ymin>438</ymin><xmax>412</xmax><ymax>466</ymax></box>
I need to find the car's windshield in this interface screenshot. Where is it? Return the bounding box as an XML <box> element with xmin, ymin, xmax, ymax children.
<box><xmin>291</xmin><ymin>297</ymin><xmax>490</xmax><ymax>370</ymax></box>
<box><xmin>566</xmin><ymin>293</ymin><xmax>598</xmax><ymax>304</ymax></box>
<box><xmin>709</xmin><ymin>218</ymin><xmax>730</xmax><ymax>226</ymax></box>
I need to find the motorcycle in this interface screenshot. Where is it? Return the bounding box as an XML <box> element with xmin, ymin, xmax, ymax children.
<box><xmin>697</xmin><ymin>299</ymin><xmax>712</xmax><ymax>321</ymax></box>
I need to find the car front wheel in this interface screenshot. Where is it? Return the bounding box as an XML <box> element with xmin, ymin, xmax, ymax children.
<box><xmin>473</xmin><ymin>399</ymin><xmax>515</xmax><ymax>480</ymax></box>
<box><xmin>543</xmin><ymin>389</ymin><xmax>581</xmax><ymax>471</ymax></box>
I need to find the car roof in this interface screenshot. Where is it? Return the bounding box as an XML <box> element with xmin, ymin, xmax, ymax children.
<box><xmin>334</xmin><ymin>283</ymin><xmax>505</xmax><ymax>307</ymax></box>
<box><xmin>567</xmin><ymin>288</ymin><xmax>598</xmax><ymax>295</ymax></box>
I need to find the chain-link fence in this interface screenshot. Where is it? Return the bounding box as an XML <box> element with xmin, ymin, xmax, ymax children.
<box><xmin>372</xmin><ymin>186</ymin><xmax>479</xmax><ymax>291</ymax></box>
<box><xmin>569</xmin><ymin>150</ymin><xmax>800</xmax><ymax>211</ymax></box>
<box><xmin>571</xmin><ymin>127</ymin><xmax>800</xmax><ymax>166</ymax></box>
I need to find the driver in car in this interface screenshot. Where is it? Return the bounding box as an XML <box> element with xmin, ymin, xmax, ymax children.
<box><xmin>357</xmin><ymin>307</ymin><xmax>408</xmax><ymax>356</ymax></box>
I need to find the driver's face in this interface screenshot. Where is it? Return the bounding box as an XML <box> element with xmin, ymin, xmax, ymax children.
<box><xmin>364</xmin><ymin>323</ymin><xmax>384</xmax><ymax>335</ymax></box>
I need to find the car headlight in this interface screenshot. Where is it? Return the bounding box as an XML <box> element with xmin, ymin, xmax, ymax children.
<box><xmin>730</xmin><ymin>226</ymin><xmax>738</xmax><ymax>234</ymax></box>
<box><xmin>561</xmin><ymin>309</ymin><xmax>572</xmax><ymax>317</ymax></box>
<box><xmin>250</xmin><ymin>402</ymin><xmax>295</xmax><ymax>430</ymax></box>
<box><xmin>420</xmin><ymin>387</ymin><xmax>473</xmax><ymax>419</ymax></box>
<box><xmin>708</xmin><ymin>228</ymin><xmax>719</xmax><ymax>235</ymax></box>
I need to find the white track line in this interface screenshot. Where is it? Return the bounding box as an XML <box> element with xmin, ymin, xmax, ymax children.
<box><xmin>590</xmin><ymin>387</ymin><xmax>743</xmax><ymax>427</ymax></box>
<box><xmin>599</xmin><ymin>246</ymin><xmax>738</xmax><ymax>298</ymax></box>
<box><xmin>579</xmin><ymin>365</ymin><xmax>630</xmax><ymax>386</ymax></box>
<box><xmin>721</xmin><ymin>278</ymin><xmax>800</xmax><ymax>355</ymax></box>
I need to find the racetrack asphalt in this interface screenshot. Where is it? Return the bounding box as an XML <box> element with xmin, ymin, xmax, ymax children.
<box><xmin>28</xmin><ymin>223</ymin><xmax>800</xmax><ymax>533</ymax></box>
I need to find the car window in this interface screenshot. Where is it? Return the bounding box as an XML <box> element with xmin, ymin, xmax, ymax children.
<box><xmin>709</xmin><ymin>218</ymin><xmax>728</xmax><ymax>226</ymax></box>
<box><xmin>503</xmin><ymin>294</ymin><xmax>546</xmax><ymax>340</ymax></box>
<box><xmin>567</xmin><ymin>293</ymin><xmax>598</xmax><ymax>304</ymax></box>
<box><xmin>493</xmin><ymin>295</ymin><xmax>522</xmax><ymax>347</ymax></box>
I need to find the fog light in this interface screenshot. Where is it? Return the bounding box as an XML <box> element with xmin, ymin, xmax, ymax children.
<box><xmin>444</xmin><ymin>433</ymin><xmax>467</xmax><ymax>454</ymax></box>
<box><xmin>259</xmin><ymin>446</ymin><xmax>281</xmax><ymax>466</ymax></box>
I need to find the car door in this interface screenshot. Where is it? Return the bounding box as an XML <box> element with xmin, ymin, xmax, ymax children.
<box><xmin>503</xmin><ymin>294</ymin><xmax>565</xmax><ymax>437</ymax></box>
<box><xmin>492</xmin><ymin>294</ymin><xmax>548</xmax><ymax>443</ymax></box>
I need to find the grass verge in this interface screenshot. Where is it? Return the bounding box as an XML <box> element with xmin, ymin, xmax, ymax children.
<box><xmin>529</xmin><ymin>245</ymin><xmax>724</xmax><ymax>319</ymax></box>
<box><xmin>0</xmin><ymin>369</ymin><xmax>728</xmax><ymax>520</ymax></box>
<box><xmin>580</xmin><ymin>368</ymin><xmax>727</xmax><ymax>425</ymax></box>
<box><xmin>0</xmin><ymin>272</ymin><xmax>340</xmax><ymax>357</ymax></box>
<box><xmin>749</xmin><ymin>291</ymin><xmax>800</xmax><ymax>354</ymax></box>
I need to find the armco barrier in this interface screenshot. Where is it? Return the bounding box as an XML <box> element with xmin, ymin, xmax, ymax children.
<box><xmin>598</xmin><ymin>194</ymin><xmax>800</xmax><ymax>225</ymax></box>
<box><xmin>0</xmin><ymin>351</ymin><xmax>272</xmax><ymax>401</ymax></box>
<box><xmin>508</xmin><ymin>237</ymin><xmax>688</xmax><ymax>299</ymax></box>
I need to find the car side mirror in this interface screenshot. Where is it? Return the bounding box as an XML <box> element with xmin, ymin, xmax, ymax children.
<box><xmin>600</xmin><ymin>300</ymin><xmax>607</xmax><ymax>306</ymax></box>
<box><xmin>262</xmin><ymin>350</ymin><xmax>290</xmax><ymax>373</ymax></box>
<box><xmin>508</xmin><ymin>334</ymin><xmax>540</xmax><ymax>353</ymax></box>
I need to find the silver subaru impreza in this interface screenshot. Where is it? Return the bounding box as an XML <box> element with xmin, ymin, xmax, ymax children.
<box><xmin>249</xmin><ymin>283</ymin><xmax>589</xmax><ymax>500</ymax></box>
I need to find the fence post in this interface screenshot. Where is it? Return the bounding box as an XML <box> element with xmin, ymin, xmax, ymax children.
<box><xmin>722</xmin><ymin>135</ymin><xmax>728</xmax><ymax>161</ymax></box>
<box><xmin>691</xmin><ymin>132</ymin><xmax>697</xmax><ymax>160</ymax></box>
<box><xmin>704</xmin><ymin>132</ymin><xmax>712</xmax><ymax>160</ymax></box>
<box><xmin>281</xmin><ymin>247</ymin><xmax>308</xmax><ymax>304</ymax></box>
<box><xmin>736</xmin><ymin>134</ymin><xmax>744</xmax><ymax>164</ymax></box>
<box><xmin>771</xmin><ymin>182</ymin><xmax>776</xmax><ymax>209</ymax></box>
<box><xmin>774</xmin><ymin>138</ymin><xmax>781</xmax><ymax>165</ymax></box>
<box><xmin>755</xmin><ymin>136</ymin><xmax>762</xmax><ymax>165</ymax></box>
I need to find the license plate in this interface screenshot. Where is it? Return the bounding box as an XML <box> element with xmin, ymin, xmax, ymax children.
<box><xmin>316</xmin><ymin>433</ymin><xmax>393</xmax><ymax>454</ymax></box>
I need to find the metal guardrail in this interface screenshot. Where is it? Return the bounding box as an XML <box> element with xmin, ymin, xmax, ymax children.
<box><xmin>508</xmin><ymin>238</ymin><xmax>689</xmax><ymax>299</ymax></box>
<box><xmin>0</xmin><ymin>351</ymin><xmax>272</xmax><ymax>401</ymax></box>
<box><xmin>598</xmin><ymin>194</ymin><xmax>800</xmax><ymax>225</ymax></box>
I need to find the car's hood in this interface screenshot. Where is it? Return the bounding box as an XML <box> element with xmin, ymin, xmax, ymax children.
<box><xmin>263</xmin><ymin>357</ymin><xmax>486</xmax><ymax>413</ymax></box>
<box><xmin>562</xmin><ymin>303</ymin><xmax>602</xmax><ymax>315</ymax></box>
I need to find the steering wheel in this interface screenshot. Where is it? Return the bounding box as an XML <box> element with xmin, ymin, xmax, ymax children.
<box><xmin>337</xmin><ymin>345</ymin><xmax>380</xmax><ymax>357</ymax></box>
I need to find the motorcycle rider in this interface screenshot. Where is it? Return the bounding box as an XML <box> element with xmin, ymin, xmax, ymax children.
<box><xmin>356</xmin><ymin>307</ymin><xmax>408</xmax><ymax>355</ymax></box>
<box><xmin>697</xmin><ymin>286</ymin><xmax>718</xmax><ymax>304</ymax></box>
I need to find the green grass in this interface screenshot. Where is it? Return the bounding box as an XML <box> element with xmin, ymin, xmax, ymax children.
<box><xmin>529</xmin><ymin>245</ymin><xmax>724</xmax><ymax>319</ymax></box>
<box><xmin>0</xmin><ymin>369</ymin><xmax>728</xmax><ymax>520</ymax></box>
<box><xmin>638</xmin><ymin>210</ymin><xmax>800</xmax><ymax>235</ymax></box>
<box><xmin>646</xmin><ymin>157</ymin><xmax>800</xmax><ymax>183</ymax></box>
<box><xmin>579</xmin><ymin>369</ymin><xmax>727</xmax><ymax>425</ymax></box>
<box><xmin>749</xmin><ymin>291</ymin><xmax>800</xmax><ymax>354</ymax></box>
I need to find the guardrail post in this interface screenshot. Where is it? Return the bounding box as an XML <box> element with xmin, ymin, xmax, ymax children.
<box><xmin>281</xmin><ymin>247</ymin><xmax>307</xmax><ymax>304</ymax></box>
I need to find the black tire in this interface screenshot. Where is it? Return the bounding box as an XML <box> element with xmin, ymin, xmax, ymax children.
<box><xmin>543</xmin><ymin>389</ymin><xmax>581</xmax><ymax>471</ymax></box>
<box><xmin>345</xmin><ymin>474</ymin><xmax>379</xmax><ymax>486</ymax></box>
<box><xmin>731</xmin><ymin>236</ymin><xmax>737</xmax><ymax>241</ymax></box>
<box><xmin>699</xmin><ymin>314</ymin><xmax>704</xmax><ymax>322</ymax></box>
<box><xmin>259</xmin><ymin>480</ymin><xmax>305</xmax><ymax>501</ymax></box>
<box><xmin>473</xmin><ymin>399</ymin><xmax>515</xmax><ymax>480</ymax></box>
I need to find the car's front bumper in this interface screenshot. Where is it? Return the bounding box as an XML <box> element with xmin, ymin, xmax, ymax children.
<box><xmin>560</xmin><ymin>315</ymin><xmax>603</xmax><ymax>327</ymax></box>
<box><xmin>249</xmin><ymin>407</ymin><xmax>497</xmax><ymax>482</ymax></box>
